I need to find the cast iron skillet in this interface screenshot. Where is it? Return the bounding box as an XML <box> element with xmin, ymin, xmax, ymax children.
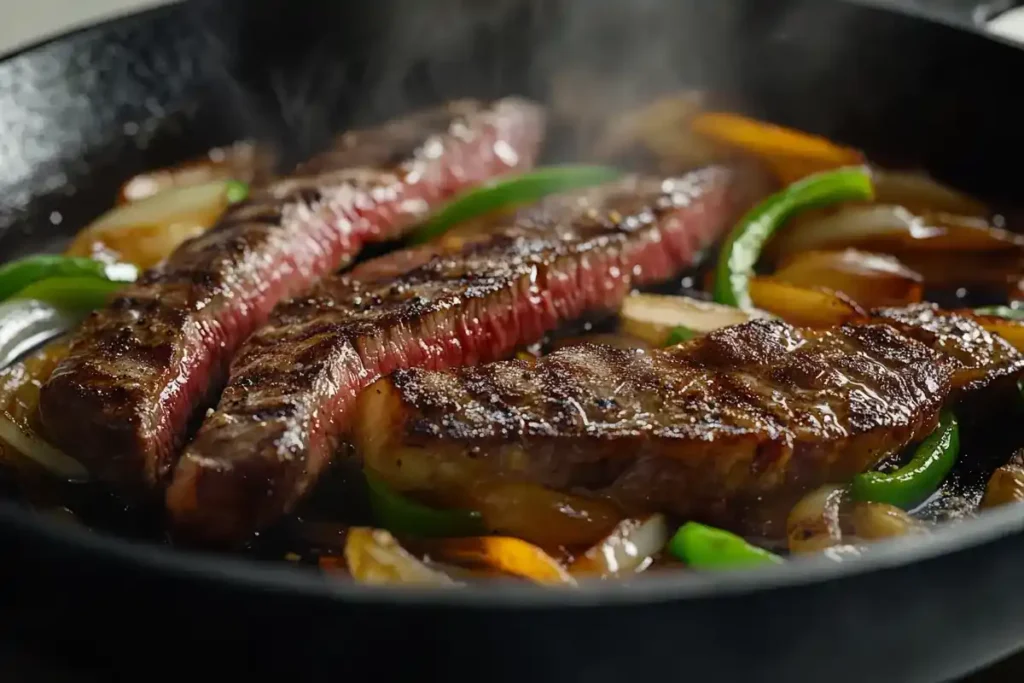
<box><xmin>2</xmin><ymin>0</ymin><xmax>1024</xmax><ymax>680</ymax></box>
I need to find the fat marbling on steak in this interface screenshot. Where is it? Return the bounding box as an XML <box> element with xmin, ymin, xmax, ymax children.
<box><xmin>167</xmin><ymin>166</ymin><xmax>770</xmax><ymax>543</ymax></box>
<box><xmin>40</xmin><ymin>98</ymin><xmax>545</xmax><ymax>492</ymax></box>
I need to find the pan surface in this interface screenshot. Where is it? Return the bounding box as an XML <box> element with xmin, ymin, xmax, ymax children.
<box><xmin>2</xmin><ymin>1</ymin><xmax>1024</xmax><ymax>680</ymax></box>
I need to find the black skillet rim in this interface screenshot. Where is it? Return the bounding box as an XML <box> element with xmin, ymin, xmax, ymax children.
<box><xmin>3</xmin><ymin>0</ymin><xmax>1024</xmax><ymax>608</ymax></box>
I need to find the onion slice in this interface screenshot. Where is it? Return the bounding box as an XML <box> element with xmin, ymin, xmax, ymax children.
<box><xmin>618</xmin><ymin>293</ymin><xmax>765</xmax><ymax>346</ymax></box>
<box><xmin>787</xmin><ymin>484</ymin><xmax>848</xmax><ymax>553</ymax></box>
<box><xmin>569</xmin><ymin>514</ymin><xmax>669</xmax><ymax>578</ymax></box>
<box><xmin>768</xmin><ymin>204</ymin><xmax>1022</xmax><ymax>260</ymax></box>
<box><xmin>774</xmin><ymin>249</ymin><xmax>923</xmax><ymax>309</ymax></box>
<box><xmin>0</xmin><ymin>299</ymin><xmax>79</xmax><ymax>369</ymax></box>
<box><xmin>749</xmin><ymin>277</ymin><xmax>865</xmax><ymax>328</ymax></box>
<box><xmin>0</xmin><ymin>339</ymin><xmax>87</xmax><ymax>481</ymax></box>
<box><xmin>66</xmin><ymin>180</ymin><xmax>243</xmax><ymax>269</ymax></box>
<box><xmin>871</xmin><ymin>169</ymin><xmax>988</xmax><ymax>217</ymax></box>
<box><xmin>849</xmin><ymin>501</ymin><xmax>924</xmax><ymax>540</ymax></box>
<box><xmin>343</xmin><ymin>527</ymin><xmax>456</xmax><ymax>586</ymax></box>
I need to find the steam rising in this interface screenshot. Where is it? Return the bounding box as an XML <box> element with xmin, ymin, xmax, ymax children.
<box><xmin>185</xmin><ymin>0</ymin><xmax>861</xmax><ymax>167</ymax></box>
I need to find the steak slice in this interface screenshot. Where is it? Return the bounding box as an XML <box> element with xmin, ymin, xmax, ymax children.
<box><xmin>40</xmin><ymin>98</ymin><xmax>545</xmax><ymax>492</ymax></box>
<box><xmin>353</xmin><ymin>312</ymin><xmax>1022</xmax><ymax>532</ymax></box>
<box><xmin>167</xmin><ymin>166</ymin><xmax>769</xmax><ymax>543</ymax></box>
<box><xmin>873</xmin><ymin>303</ymin><xmax>1024</xmax><ymax>396</ymax></box>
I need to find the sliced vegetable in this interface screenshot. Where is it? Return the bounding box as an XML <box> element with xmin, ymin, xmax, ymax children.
<box><xmin>0</xmin><ymin>299</ymin><xmax>81</xmax><ymax>369</ymax></box>
<box><xmin>0</xmin><ymin>340</ymin><xmax>87</xmax><ymax>480</ymax></box>
<box><xmin>413</xmin><ymin>536</ymin><xmax>576</xmax><ymax>585</ymax></box>
<box><xmin>849</xmin><ymin>501</ymin><xmax>923</xmax><ymax>540</ymax></box>
<box><xmin>668</xmin><ymin>522</ymin><xmax>783</xmax><ymax>569</ymax></box>
<box><xmin>408</xmin><ymin>165</ymin><xmax>622</xmax><ymax>244</ymax></box>
<box><xmin>118</xmin><ymin>140</ymin><xmax>271</xmax><ymax>204</ymax></box>
<box><xmin>852</xmin><ymin>411</ymin><xmax>960</xmax><ymax>509</ymax></box>
<box><xmin>365</xmin><ymin>470</ymin><xmax>485</xmax><ymax>538</ymax></box>
<box><xmin>343</xmin><ymin>527</ymin><xmax>456</xmax><ymax>586</ymax></box>
<box><xmin>11</xmin><ymin>277</ymin><xmax>126</xmax><ymax>312</ymax></box>
<box><xmin>871</xmin><ymin>169</ymin><xmax>988</xmax><ymax>217</ymax></box>
<box><xmin>466</xmin><ymin>481</ymin><xmax>622</xmax><ymax>548</ymax></box>
<box><xmin>786</xmin><ymin>484</ymin><xmax>847</xmax><ymax>554</ymax></box>
<box><xmin>618</xmin><ymin>292</ymin><xmax>762</xmax><ymax>346</ymax></box>
<box><xmin>713</xmin><ymin>167</ymin><xmax>875</xmax><ymax>310</ymax></box>
<box><xmin>773</xmin><ymin>249</ymin><xmax>923</xmax><ymax>309</ymax></box>
<box><xmin>66</xmin><ymin>180</ymin><xmax>242</xmax><ymax>269</ymax></box>
<box><xmin>690</xmin><ymin>112</ymin><xmax>864</xmax><ymax>185</ymax></box>
<box><xmin>664</xmin><ymin>326</ymin><xmax>698</xmax><ymax>346</ymax></box>
<box><xmin>982</xmin><ymin>455</ymin><xmax>1024</xmax><ymax>509</ymax></box>
<box><xmin>569</xmin><ymin>514</ymin><xmax>670</xmax><ymax>578</ymax></box>
<box><xmin>748</xmin><ymin>277</ymin><xmax>865</xmax><ymax>328</ymax></box>
<box><xmin>768</xmin><ymin>204</ymin><xmax>1021</xmax><ymax>260</ymax></box>
<box><xmin>0</xmin><ymin>255</ymin><xmax>134</xmax><ymax>304</ymax></box>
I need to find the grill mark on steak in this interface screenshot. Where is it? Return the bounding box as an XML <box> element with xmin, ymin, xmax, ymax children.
<box><xmin>40</xmin><ymin>98</ymin><xmax>545</xmax><ymax>492</ymax></box>
<box><xmin>352</xmin><ymin>312</ymin><xmax>1024</xmax><ymax>531</ymax></box>
<box><xmin>166</xmin><ymin>166</ymin><xmax>770</xmax><ymax>543</ymax></box>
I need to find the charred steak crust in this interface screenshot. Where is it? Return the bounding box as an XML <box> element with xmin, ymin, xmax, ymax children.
<box><xmin>167</xmin><ymin>167</ymin><xmax>767</xmax><ymax>543</ymax></box>
<box><xmin>356</xmin><ymin>318</ymin><xmax>960</xmax><ymax>525</ymax></box>
<box><xmin>872</xmin><ymin>303</ymin><xmax>1024</xmax><ymax>395</ymax></box>
<box><xmin>40</xmin><ymin>98</ymin><xmax>545</xmax><ymax>491</ymax></box>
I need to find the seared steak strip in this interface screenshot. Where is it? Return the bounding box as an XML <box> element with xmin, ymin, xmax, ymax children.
<box><xmin>40</xmin><ymin>98</ymin><xmax>544</xmax><ymax>491</ymax></box>
<box><xmin>167</xmin><ymin>166</ymin><xmax>768</xmax><ymax>543</ymax></box>
<box><xmin>353</xmin><ymin>312</ymin><xmax>1024</xmax><ymax>530</ymax></box>
<box><xmin>873</xmin><ymin>303</ymin><xmax>1024</xmax><ymax>396</ymax></box>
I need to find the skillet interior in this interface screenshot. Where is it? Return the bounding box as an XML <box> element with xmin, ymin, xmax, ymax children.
<box><xmin>4</xmin><ymin>0</ymin><xmax>1024</xmax><ymax>680</ymax></box>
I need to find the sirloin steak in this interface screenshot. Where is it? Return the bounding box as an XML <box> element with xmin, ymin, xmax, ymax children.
<box><xmin>40</xmin><ymin>98</ymin><xmax>545</xmax><ymax>491</ymax></box>
<box><xmin>354</xmin><ymin>310</ymin><xmax>1024</xmax><ymax>532</ymax></box>
<box><xmin>167</xmin><ymin>166</ymin><xmax>769</xmax><ymax>543</ymax></box>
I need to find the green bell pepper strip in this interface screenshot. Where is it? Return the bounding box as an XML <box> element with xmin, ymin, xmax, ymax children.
<box><xmin>408</xmin><ymin>165</ymin><xmax>622</xmax><ymax>245</ymax></box>
<box><xmin>713</xmin><ymin>166</ymin><xmax>875</xmax><ymax>309</ymax></box>
<box><xmin>851</xmin><ymin>410</ymin><xmax>960</xmax><ymax>509</ymax></box>
<box><xmin>667</xmin><ymin>522</ymin><xmax>783</xmax><ymax>569</ymax></box>
<box><xmin>364</xmin><ymin>471</ymin><xmax>485</xmax><ymax>537</ymax></box>
<box><xmin>664</xmin><ymin>325</ymin><xmax>698</xmax><ymax>347</ymax></box>
<box><xmin>0</xmin><ymin>255</ymin><xmax>136</xmax><ymax>304</ymax></box>
<box><xmin>10</xmin><ymin>276</ymin><xmax>127</xmax><ymax>311</ymax></box>
<box><xmin>974</xmin><ymin>305</ymin><xmax>1024</xmax><ymax>321</ymax></box>
<box><xmin>225</xmin><ymin>180</ymin><xmax>250</xmax><ymax>204</ymax></box>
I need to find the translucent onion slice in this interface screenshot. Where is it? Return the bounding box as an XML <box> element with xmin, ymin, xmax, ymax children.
<box><xmin>466</xmin><ymin>481</ymin><xmax>622</xmax><ymax>548</ymax></box>
<box><xmin>118</xmin><ymin>141</ymin><xmax>271</xmax><ymax>204</ymax></box>
<box><xmin>982</xmin><ymin>462</ymin><xmax>1024</xmax><ymax>509</ymax></box>
<box><xmin>749</xmin><ymin>277</ymin><xmax>865</xmax><ymax>328</ymax></box>
<box><xmin>0</xmin><ymin>299</ymin><xmax>80</xmax><ymax>369</ymax></box>
<box><xmin>618</xmin><ymin>292</ymin><xmax>765</xmax><ymax>346</ymax></box>
<box><xmin>342</xmin><ymin>527</ymin><xmax>456</xmax><ymax>586</ymax></box>
<box><xmin>849</xmin><ymin>502</ymin><xmax>924</xmax><ymax>540</ymax></box>
<box><xmin>0</xmin><ymin>339</ymin><xmax>87</xmax><ymax>481</ymax></box>
<box><xmin>871</xmin><ymin>169</ymin><xmax>988</xmax><ymax>217</ymax></box>
<box><xmin>768</xmin><ymin>204</ymin><xmax>1022</xmax><ymax>260</ymax></box>
<box><xmin>787</xmin><ymin>484</ymin><xmax>847</xmax><ymax>553</ymax></box>
<box><xmin>66</xmin><ymin>180</ymin><xmax>241</xmax><ymax>269</ymax></box>
<box><xmin>569</xmin><ymin>514</ymin><xmax>669</xmax><ymax>579</ymax></box>
<box><xmin>773</xmin><ymin>249</ymin><xmax>923</xmax><ymax>309</ymax></box>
